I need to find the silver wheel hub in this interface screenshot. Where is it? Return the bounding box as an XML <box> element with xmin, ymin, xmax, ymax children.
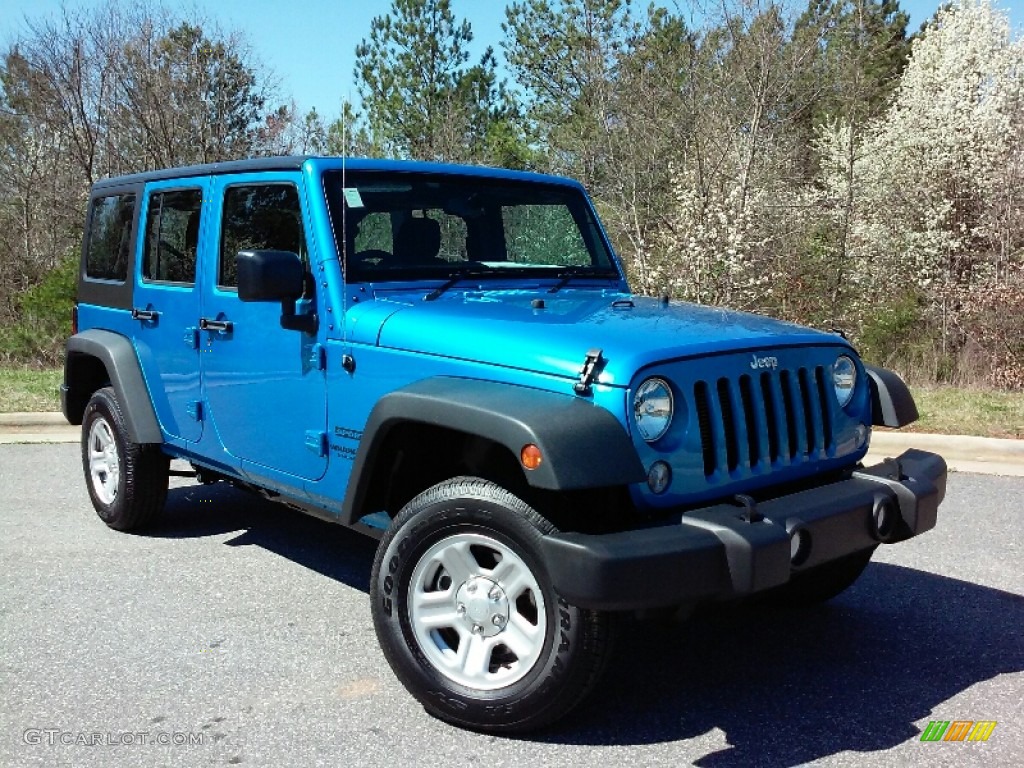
<box><xmin>408</xmin><ymin>532</ymin><xmax>547</xmax><ymax>690</ymax></box>
<box><xmin>87</xmin><ymin>417</ymin><xmax>120</xmax><ymax>506</ymax></box>
<box><xmin>455</xmin><ymin>577</ymin><xmax>509</xmax><ymax>638</ymax></box>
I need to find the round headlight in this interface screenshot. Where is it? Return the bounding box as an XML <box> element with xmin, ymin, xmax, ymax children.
<box><xmin>634</xmin><ymin>377</ymin><xmax>674</xmax><ymax>442</ymax></box>
<box><xmin>833</xmin><ymin>355</ymin><xmax>857</xmax><ymax>407</ymax></box>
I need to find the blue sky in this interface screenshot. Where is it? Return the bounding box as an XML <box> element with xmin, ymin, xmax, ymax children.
<box><xmin>1</xmin><ymin>1</ymin><xmax>1020</xmax><ymax>121</ymax></box>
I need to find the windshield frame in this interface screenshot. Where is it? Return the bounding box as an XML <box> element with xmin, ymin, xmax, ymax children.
<box><xmin>322</xmin><ymin>169</ymin><xmax>624</xmax><ymax>286</ymax></box>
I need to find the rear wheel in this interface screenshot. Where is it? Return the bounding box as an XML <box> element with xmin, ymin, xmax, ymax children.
<box><xmin>81</xmin><ymin>386</ymin><xmax>169</xmax><ymax>531</ymax></box>
<box><xmin>370</xmin><ymin>477</ymin><xmax>613</xmax><ymax>732</ymax></box>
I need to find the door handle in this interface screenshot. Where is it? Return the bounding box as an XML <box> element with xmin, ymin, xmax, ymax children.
<box><xmin>199</xmin><ymin>317</ymin><xmax>233</xmax><ymax>333</ymax></box>
<box><xmin>131</xmin><ymin>308</ymin><xmax>159</xmax><ymax>321</ymax></box>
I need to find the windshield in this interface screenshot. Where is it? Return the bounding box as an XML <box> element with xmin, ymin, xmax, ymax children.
<box><xmin>323</xmin><ymin>171</ymin><xmax>620</xmax><ymax>283</ymax></box>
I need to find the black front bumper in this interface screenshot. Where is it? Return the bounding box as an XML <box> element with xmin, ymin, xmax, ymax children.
<box><xmin>540</xmin><ymin>449</ymin><xmax>946</xmax><ymax>610</ymax></box>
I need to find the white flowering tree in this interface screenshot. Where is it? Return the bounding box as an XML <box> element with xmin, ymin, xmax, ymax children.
<box><xmin>652</xmin><ymin>1</ymin><xmax>912</xmax><ymax>324</ymax></box>
<box><xmin>841</xmin><ymin>0</ymin><xmax>1024</xmax><ymax>382</ymax></box>
<box><xmin>650</xmin><ymin>1</ymin><xmax>827</xmax><ymax>314</ymax></box>
<box><xmin>851</xmin><ymin>0</ymin><xmax>1022</xmax><ymax>287</ymax></box>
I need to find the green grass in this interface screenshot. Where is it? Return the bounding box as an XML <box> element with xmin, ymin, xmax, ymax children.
<box><xmin>906</xmin><ymin>385</ymin><xmax>1024</xmax><ymax>439</ymax></box>
<box><xmin>0</xmin><ymin>367</ymin><xmax>62</xmax><ymax>413</ymax></box>
<box><xmin>0</xmin><ymin>368</ymin><xmax>1020</xmax><ymax>439</ymax></box>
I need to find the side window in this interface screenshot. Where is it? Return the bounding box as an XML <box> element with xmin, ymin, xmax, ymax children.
<box><xmin>502</xmin><ymin>204</ymin><xmax>590</xmax><ymax>266</ymax></box>
<box><xmin>85</xmin><ymin>194</ymin><xmax>136</xmax><ymax>281</ymax></box>
<box><xmin>143</xmin><ymin>189</ymin><xmax>202</xmax><ymax>284</ymax></box>
<box><xmin>219</xmin><ymin>184</ymin><xmax>305</xmax><ymax>288</ymax></box>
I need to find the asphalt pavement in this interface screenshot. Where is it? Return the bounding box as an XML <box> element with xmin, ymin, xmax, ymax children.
<box><xmin>0</xmin><ymin>443</ymin><xmax>1021</xmax><ymax>768</ymax></box>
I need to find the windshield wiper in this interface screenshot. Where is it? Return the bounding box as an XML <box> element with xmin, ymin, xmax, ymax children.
<box><xmin>548</xmin><ymin>267</ymin><xmax>619</xmax><ymax>294</ymax></box>
<box><xmin>424</xmin><ymin>266</ymin><xmax>620</xmax><ymax>301</ymax></box>
<box><xmin>423</xmin><ymin>271</ymin><xmax>496</xmax><ymax>301</ymax></box>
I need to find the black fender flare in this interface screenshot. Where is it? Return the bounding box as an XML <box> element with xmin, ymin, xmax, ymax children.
<box><xmin>865</xmin><ymin>364</ymin><xmax>919</xmax><ymax>428</ymax></box>
<box><xmin>63</xmin><ymin>329</ymin><xmax>163</xmax><ymax>444</ymax></box>
<box><xmin>340</xmin><ymin>377</ymin><xmax>645</xmax><ymax>526</ymax></box>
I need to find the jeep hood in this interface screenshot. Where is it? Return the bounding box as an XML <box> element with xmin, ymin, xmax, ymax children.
<box><xmin>349</xmin><ymin>290</ymin><xmax>847</xmax><ymax>386</ymax></box>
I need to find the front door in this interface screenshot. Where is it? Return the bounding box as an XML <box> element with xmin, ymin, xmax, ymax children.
<box><xmin>200</xmin><ymin>172</ymin><xmax>328</xmax><ymax>482</ymax></box>
<box><xmin>132</xmin><ymin>180</ymin><xmax>208</xmax><ymax>443</ymax></box>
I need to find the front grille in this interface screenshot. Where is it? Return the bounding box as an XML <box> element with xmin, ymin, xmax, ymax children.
<box><xmin>693</xmin><ymin>366</ymin><xmax>833</xmax><ymax>477</ymax></box>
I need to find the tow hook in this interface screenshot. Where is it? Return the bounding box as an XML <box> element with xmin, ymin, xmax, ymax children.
<box><xmin>735</xmin><ymin>494</ymin><xmax>764</xmax><ymax>523</ymax></box>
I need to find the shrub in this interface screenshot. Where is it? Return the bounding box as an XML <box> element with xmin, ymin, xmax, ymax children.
<box><xmin>0</xmin><ymin>257</ymin><xmax>77</xmax><ymax>366</ymax></box>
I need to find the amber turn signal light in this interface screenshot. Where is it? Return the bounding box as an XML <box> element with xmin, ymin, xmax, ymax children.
<box><xmin>520</xmin><ymin>444</ymin><xmax>543</xmax><ymax>470</ymax></box>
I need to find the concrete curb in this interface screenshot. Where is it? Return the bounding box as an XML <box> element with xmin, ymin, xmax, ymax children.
<box><xmin>1</xmin><ymin>412</ymin><xmax>1022</xmax><ymax>476</ymax></box>
<box><xmin>0</xmin><ymin>412</ymin><xmax>79</xmax><ymax>445</ymax></box>
<box><xmin>867</xmin><ymin>430</ymin><xmax>1024</xmax><ymax>462</ymax></box>
<box><xmin>865</xmin><ymin>431</ymin><xmax>1024</xmax><ymax>478</ymax></box>
<box><xmin>0</xmin><ymin>412</ymin><xmax>69</xmax><ymax>427</ymax></box>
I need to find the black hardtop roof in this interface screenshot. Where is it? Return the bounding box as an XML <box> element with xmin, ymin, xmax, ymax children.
<box><xmin>89</xmin><ymin>156</ymin><xmax>579</xmax><ymax>192</ymax></box>
<box><xmin>91</xmin><ymin>156</ymin><xmax>307</xmax><ymax>190</ymax></box>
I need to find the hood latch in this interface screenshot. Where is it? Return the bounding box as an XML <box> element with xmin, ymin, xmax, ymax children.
<box><xmin>573</xmin><ymin>348</ymin><xmax>604</xmax><ymax>396</ymax></box>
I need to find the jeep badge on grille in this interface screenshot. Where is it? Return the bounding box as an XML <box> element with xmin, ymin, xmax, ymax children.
<box><xmin>750</xmin><ymin>354</ymin><xmax>779</xmax><ymax>370</ymax></box>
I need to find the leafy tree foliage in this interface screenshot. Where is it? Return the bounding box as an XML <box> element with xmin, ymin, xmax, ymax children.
<box><xmin>1</xmin><ymin>0</ymin><xmax>1021</xmax><ymax>387</ymax></box>
<box><xmin>794</xmin><ymin>1</ymin><xmax>910</xmax><ymax>127</ymax></box>
<box><xmin>791</xmin><ymin>1</ymin><xmax>911</xmax><ymax>322</ymax></box>
<box><xmin>844</xmin><ymin>0</ymin><xmax>1024</xmax><ymax>384</ymax></box>
<box><xmin>353</xmin><ymin>0</ymin><xmax>523</xmax><ymax>164</ymax></box>
<box><xmin>504</xmin><ymin>0</ymin><xmax>637</xmax><ymax>187</ymax></box>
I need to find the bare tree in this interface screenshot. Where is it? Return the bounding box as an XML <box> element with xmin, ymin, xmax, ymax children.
<box><xmin>0</xmin><ymin>0</ymin><xmax>287</xmax><ymax>335</ymax></box>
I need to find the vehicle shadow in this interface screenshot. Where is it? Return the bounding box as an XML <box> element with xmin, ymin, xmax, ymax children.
<box><xmin>150</xmin><ymin>481</ymin><xmax>378</xmax><ymax>592</ymax></box>
<box><xmin>550</xmin><ymin>563</ymin><xmax>1023</xmax><ymax>764</ymax></box>
<box><xmin>149</xmin><ymin>482</ymin><xmax>1022</xmax><ymax>764</ymax></box>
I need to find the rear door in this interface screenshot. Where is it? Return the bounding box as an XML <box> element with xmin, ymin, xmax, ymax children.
<box><xmin>199</xmin><ymin>172</ymin><xmax>328</xmax><ymax>481</ymax></box>
<box><xmin>132</xmin><ymin>180</ymin><xmax>208</xmax><ymax>443</ymax></box>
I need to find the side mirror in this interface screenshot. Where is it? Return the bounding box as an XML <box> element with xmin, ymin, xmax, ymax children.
<box><xmin>237</xmin><ymin>249</ymin><xmax>303</xmax><ymax>301</ymax></box>
<box><xmin>236</xmin><ymin>250</ymin><xmax>318</xmax><ymax>334</ymax></box>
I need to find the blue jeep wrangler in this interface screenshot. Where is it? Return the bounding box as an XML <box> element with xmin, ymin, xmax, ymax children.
<box><xmin>63</xmin><ymin>156</ymin><xmax>946</xmax><ymax>732</ymax></box>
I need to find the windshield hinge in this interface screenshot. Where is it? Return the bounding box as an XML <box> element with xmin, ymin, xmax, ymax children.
<box><xmin>573</xmin><ymin>348</ymin><xmax>604</xmax><ymax>396</ymax></box>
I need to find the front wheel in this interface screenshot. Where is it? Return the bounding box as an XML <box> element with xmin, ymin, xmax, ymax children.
<box><xmin>370</xmin><ymin>477</ymin><xmax>613</xmax><ymax>732</ymax></box>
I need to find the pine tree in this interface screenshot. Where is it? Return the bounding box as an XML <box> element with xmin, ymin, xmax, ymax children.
<box><xmin>503</xmin><ymin>0</ymin><xmax>637</xmax><ymax>188</ymax></box>
<box><xmin>353</xmin><ymin>0</ymin><xmax>520</xmax><ymax>163</ymax></box>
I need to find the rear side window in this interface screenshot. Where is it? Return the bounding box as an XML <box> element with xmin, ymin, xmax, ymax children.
<box><xmin>143</xmin><ymin>189</ymin><xmax>203</xmax><ymax>284</ymax></box>
<box><xmin>85</xmin><ymin>194</ymin><xmax>136</xmax><ymax>281</ymax></box>
<box><xmin>219</xmin><ymin>184</ymin><xmax>305</xmax><ymax>288</ymax></box>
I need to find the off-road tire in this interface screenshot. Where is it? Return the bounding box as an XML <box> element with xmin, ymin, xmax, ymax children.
<box><xmin>81</xmin><ymin>386</ymin><xmax>169</xmax><ymax>531</ymax></box>
<box><xmin>370</xmin><ymin>477</ymin><xmax>613</xmax><ymax>733</ymax></box>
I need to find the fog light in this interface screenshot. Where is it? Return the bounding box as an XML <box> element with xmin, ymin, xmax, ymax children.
<box><xmin>647</xmin><ymin>461</ymin><xmax>672</xmax><ymax>494</ymax></box>
<box><xmin>790</xmin><ymin>529</ymin><xmax>811</xmax><ymax>566</ymax></box>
